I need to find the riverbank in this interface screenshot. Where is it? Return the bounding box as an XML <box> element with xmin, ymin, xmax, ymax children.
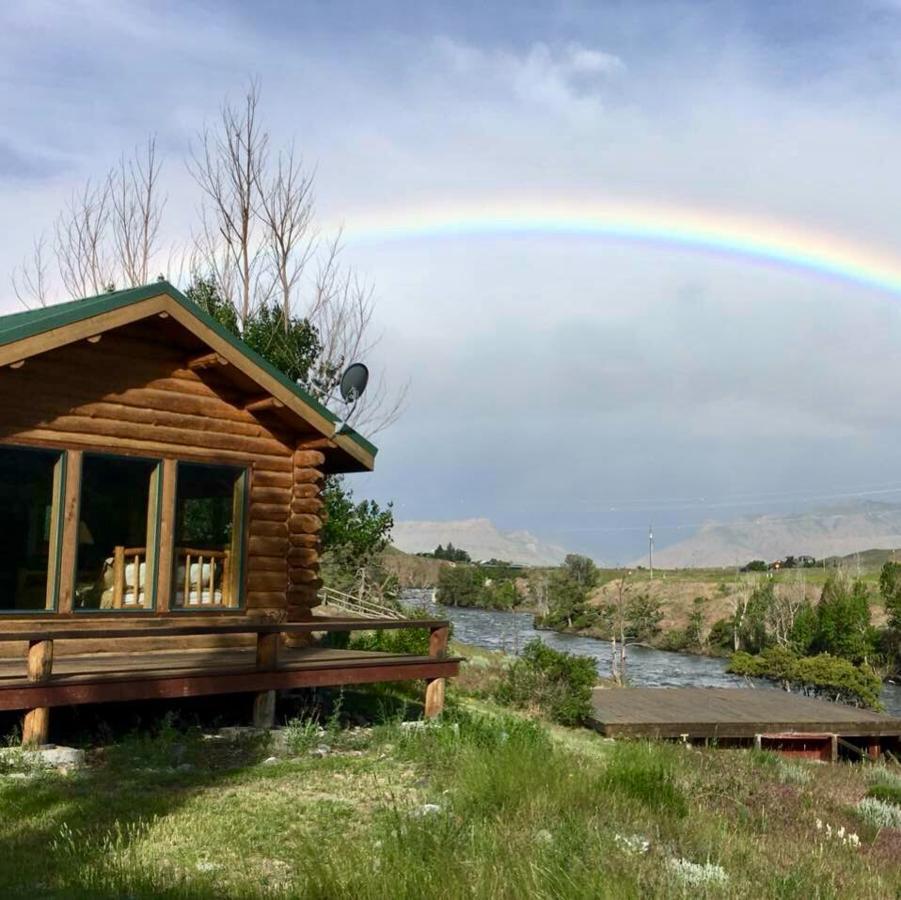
<box><xmin>420</xmin><ymin>597</ymin><xmax>901</xmax><ymax>715</ymax></box>
<box><xmin>2</xmin><ymin>694</ymin><xmax>899</xmax><ymax>897</ymax></box>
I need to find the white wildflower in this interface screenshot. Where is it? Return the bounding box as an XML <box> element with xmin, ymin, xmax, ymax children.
<box><xmin>857</xmin><ymin>797</ymin><xmax>901</xmax><ymax>830</ymax></box>
<box><xmin>614</xmin><ymin>833</ymin><xmax>651</xmax><ymax>855</ymax></box>
<box><xmin>667</xmin><ymin>858</ymin><xmax>729</xmax><ymax>887</ymax></box>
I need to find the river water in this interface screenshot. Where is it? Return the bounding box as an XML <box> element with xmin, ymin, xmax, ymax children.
<box><xmin>410</xmin><ymin>592</ymin><xmax>901</xmax><ymax>716</ymax></box>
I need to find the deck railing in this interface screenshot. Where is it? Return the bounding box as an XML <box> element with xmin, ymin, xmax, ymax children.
<box><xmin>318</xmin><ymin>585</ymin><xmax>406</xmax><ymax>620</ymax></box>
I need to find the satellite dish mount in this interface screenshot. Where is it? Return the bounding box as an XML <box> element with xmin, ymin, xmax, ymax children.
<box><xmin>333</xmin><ymin>363</ymin><xmax>369</xmax><ymax>436</ymax></box>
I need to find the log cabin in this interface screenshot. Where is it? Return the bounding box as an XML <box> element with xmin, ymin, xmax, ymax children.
<box><xmin>0</xmin><ymin>281</ymin><xmax>457</xmax><ymax>744</ymax></box>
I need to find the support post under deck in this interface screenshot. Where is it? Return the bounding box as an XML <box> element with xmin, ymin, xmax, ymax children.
<box><xmin>22</xmin><ymin>639</ymin><xmax>53</xmax><ymax>746</ymax></box>
<box><xmin>425</xmin><ymin>625</ymin><xmax>450</xmax><ymax>718</ymax></box>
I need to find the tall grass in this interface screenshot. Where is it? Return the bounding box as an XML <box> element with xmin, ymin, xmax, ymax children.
<box><xmin>0</xmin><ymin>705</ymin><xmax>898</xmax><ymax>898</ymax></box>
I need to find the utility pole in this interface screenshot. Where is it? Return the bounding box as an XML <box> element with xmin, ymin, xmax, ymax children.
<box><xmin>648</xmin><ymin>524</ymin><xmax>654</xmax><ymax>581</ymax></box>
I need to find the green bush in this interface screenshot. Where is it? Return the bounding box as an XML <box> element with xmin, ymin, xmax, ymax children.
<box><xmin>728</xmin><ymin>648</ymin><xmax>883</xmax><ymax>709</ymax></box>
<box><xmin>707</xmin><ymin>617</ymin><xmax>734</xmax><ymax>651</ymax></box>
<box><xmin>866</xmin><ymin>783</ymin><xmax>901</xmax><ymax>806</ymax></box>
<box><xmin>436</xmin><ymin>565</ymin><xmax>521</xmax><ymax>609</ymax></box>
<box><xmin>349</xmin><ymin>625</ymin><xmax>433</xmax><ymax>656</ymax></box>
<box><xmin>657</xmin><ymin>628</ymin><xmax>692</xmax><ymax>652</ymax></box>
<box><xmin>495</xmin><ymin>639</ymin><xmax>597</xmax><ymax>725</ymax></box>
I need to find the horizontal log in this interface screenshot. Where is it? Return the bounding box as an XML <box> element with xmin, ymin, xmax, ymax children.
<box><xmin>291</xmin><ymin>499</ymin><xmax>324</xmax><ymax>515</ymax></box>
<box><xmin>293</xmin><ymin>483</ymin><xmax>322</xmax><ymax>499</ymax></box>
<box><xmin>250</xmin><ymin>487</ymin><xmax>292</xmax><ymax>506</ymax></box>
<box><xmin>1</xmin><ymin>413</ymin><xmax>292</xmax><ymax>459</ymax></box>
<box><xmin>248</xmin><ymin>536</ymin><xmax>290</xmax><ymax>557</ymax></box>
<box><xmin>293</xmin><ymin>469</ymin><xmax>325</xmax><ymax>485</ymax></box>
<box><xmin>246</xmin><ymin>591</ymin><xmax>289</xmax><ymax>606</ymax></box>
<box><xmin>249</xmin><ymin>520</ymin><xmax>289</xmax><ymax>539</ymax></box>
<box><xmin>288</xmin><ymin>534</ymin><xmax>320</xmax><ymax>549</ymax></box>
<box><xmin>289</xmin><ymin>568</ymin><xmax>320</xmax><ymax>585</ymax></box>
<box><xmin>250</xmin><ymin>503</ymin><xmax>289</xmax><ymax>523</ymax></box>
<box><xmin>288</xmin><ymin>514</ymin><xmax>322</xmax><ymax>534</ymax></box>
<box><xmin>294</xmin><ymin>450</ymin><xmax>326</xmax><ymax>468</ymax></box>
<box><xmin>1</xmin><ymin>427</ymin><xmax>293</xmax><ymax>471</ymax></box>
<box><xmin>248</xmin><ymin>556</ymin><xmax>289</xmax><ymax>572</ymax></box>
<box><xmin>287</xmin><ymin>548</ymin><xmax>319</xmax><ymax>566</ymax></box>
<box><xmin>252</xmin><ymin>470</ymin><xmax>293</xmax><ymax>489</ymax></box>
<box><xmin>287</xmin><ymin>585</ymin><xmax>322</xmax><ymax>605</ymax></box>
<box><xmin>0</xmin><ymin>396</ymin><xmax>293</xmax><ymax>444</ymax></box>
<box><xmin>247</xmin><ymin>572</ymin><xmax>290</xmax><ymax>592</ymax></box>
<box><xmin>9</xmin><ymin>363</ymin><xmax>277</xmax><ymax>425</ymax></box>
<box><xmin>244</xmin><ymin>396</ymin><xmax>283</xmax><ymax>412</ymax></box>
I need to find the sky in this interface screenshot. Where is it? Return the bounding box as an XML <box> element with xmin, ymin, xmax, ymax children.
<box><xmin>3</xmin><ymin>1</ymin><xmax>901</xmax><ymax>562</ymax></box>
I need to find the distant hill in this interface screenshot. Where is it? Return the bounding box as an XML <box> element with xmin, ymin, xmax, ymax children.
<box><xmin>643</xmin><ymin>501</ymin><xmax>901</xmax><ymax>569</ymax></box>
<box><xmin>390</xmin><ymin>517</ymin><xmax>568</xmax><ymax>567</ymax></box>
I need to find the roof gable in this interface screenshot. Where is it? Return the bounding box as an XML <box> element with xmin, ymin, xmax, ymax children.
<box><xmin>0</xmin><ymin>282</ymin><xmax>376</xmax><ymax>471</ymax></box>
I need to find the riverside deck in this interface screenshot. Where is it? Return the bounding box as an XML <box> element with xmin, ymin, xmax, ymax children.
<box><xmin>590</xmin><ymin>687</ymin><xmax>901</xmax><ymax>760</ymax></box>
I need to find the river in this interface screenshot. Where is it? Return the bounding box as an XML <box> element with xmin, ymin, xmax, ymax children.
<box><xmin>410</xmin><ymin>592</ymin><xmax>901</xmax><ymax>716</ymax></box>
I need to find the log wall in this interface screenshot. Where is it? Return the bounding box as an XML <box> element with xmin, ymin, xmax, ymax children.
<box><xmin>0</xmin><ymin>323</ymin><xmax>326</xmax><ymax>652</ymax></box>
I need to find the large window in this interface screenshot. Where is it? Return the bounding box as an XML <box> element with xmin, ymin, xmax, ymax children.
<box><xmin>75</xmin><ymin>454</ymin><xmax>160</xmax><ymax>611</ymax></box>
<box><xmin>173</xmin><ymin>463</ymin><xmax>246</xmax><ymax>609</ymax></box>
<box><xmin>0</xmin><ymin>447</ymin><xmax>63</xmax><ymax>612</ymax></box>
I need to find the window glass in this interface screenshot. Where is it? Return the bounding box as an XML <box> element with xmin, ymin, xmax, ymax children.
<box><xmin>174</xmin><ymin>463</ymin><xmax>245</xmax><ymax>608</ymax></box>
<box><xmin>76</xmin><ymin>454</ymin><xmax>158</xmax><ymax>611</ymax></box>
<box><xmin>0</xmin><ymin>447</ymin><xmax>62</xmax><ymax>611</ymax></box>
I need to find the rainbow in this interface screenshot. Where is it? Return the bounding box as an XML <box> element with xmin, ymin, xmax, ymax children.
<box><xmin>339</xmin><ymin>199</ymin><xmax>901</xmax><ymax>297</ymax></box>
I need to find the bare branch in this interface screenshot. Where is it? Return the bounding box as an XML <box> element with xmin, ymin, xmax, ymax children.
<box><xmin>188</xmin><ymin>79</ymin><xmax>269</xmax><ymax>326</ymax></box>
<box><xmin>110</xmin><ymin>136</ymin><xmax>165</xmax><ymax>286</ymax></box>
<box><xmin>11</xmin><ymin>235</ymin><xmax>51</xmax><ymax>308</ymax></box>
<box><xmin>55</xmin><ymin>177</ymin><xmax>114</xmax><ymax>297</ymax></box>
<box><xmin>258</xmin><ymin>144</ymin><xmax>317</xmax><ymax>328</ymax></box>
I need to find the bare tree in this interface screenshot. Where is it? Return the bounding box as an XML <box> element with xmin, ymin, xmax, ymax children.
<box><xmin>259</xmin><ymin>145</ymin><xmax>316</xmax><ymax>327</ymax></box>
<box><xmin>55</xmin><ymin>178</ymin><xmax>114</xmax><ymax>298</ymax></box>
<box><xmin>768</xmin><ymin>571</ymin><xmax>807</xmax><ymax>648</ymax></box>
<box><xmin>731</xmin><ymin>575</ymin><xmax>757</xmax><ymax>652</ymax></box>
<box><xmin>188</xmin><ymin>83</ymin><xmax>405</xmax><ymax>433</ymax></box>
<box><xmin>189</xmin><ymin>81</ymin><xmax>269</xmax><ymax>326</ymax></box>
<box><xmin>13</xmin><ymin>81</ymin><xmax>404</xmax><ymax>435</ymax></box>
<box><xmin>610</xmin><ymin>571</ymin><xmax>630</xmax><ymax>686</ymax></box>
<box><xmin>110</xmin><ymin>137</ymin><xmax>164</xmax><ymax>287</ymax></box>
<box><xmin>11</xmin><ymin>235</ymin><xmax>51</xmax><ymax>308</ymax></box>
<box><xmin>12</xmin><ymin>138</ymin><xmax>165</xmax><ymax>306</ymax></box>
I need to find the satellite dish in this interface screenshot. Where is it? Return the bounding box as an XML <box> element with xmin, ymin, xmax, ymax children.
<box><xmin>339</xmin><ymin>363</ymin><xmax>369</xmax><ymax>403</ymax></box>
<box><xmin>333</xmin><ymin>363</ymin><xmax>369</xmax><ymax>436</ymax></box>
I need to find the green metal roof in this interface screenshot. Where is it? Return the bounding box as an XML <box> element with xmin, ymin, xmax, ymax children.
<box><xmin>0</xmin><ymin>281</ymin><xmax>377</xmax><ymax>461</ymax></box>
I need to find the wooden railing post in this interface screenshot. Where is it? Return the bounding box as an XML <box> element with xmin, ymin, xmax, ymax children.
<box><xmin>22</xmin><ymin>639</ymin><xmax>54</xmax><ymax>747</ymax></box>
<box><xmin>424</xmin><ymin>625</ymin><xmax>449</xmax><ymax>719</ymax></box>
<box><xmin>252</xmin><ymin>629</ymin><xmax>280</xmax><ymax>729</ymax></box>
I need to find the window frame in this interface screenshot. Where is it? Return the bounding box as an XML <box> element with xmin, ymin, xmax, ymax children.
<box><xmin>0</xmin><ymin>444</ymin><xmax>66</xmax><ymax>616</ymax></box>
<box><xmin>170</xmin><ymin>460</ymin><xmax>249</xmax><ymax>613</ymax></box>
<box><xmin>72</xmin><ymin>451</ymin><xmax>163</xmax><ymax>615</ymax></box>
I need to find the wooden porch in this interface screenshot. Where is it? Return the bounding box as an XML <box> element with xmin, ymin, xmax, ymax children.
<box><xmin>0</xmin><ymin>617</ymin><xmax>459</xmax><ymax>745</ymax></box>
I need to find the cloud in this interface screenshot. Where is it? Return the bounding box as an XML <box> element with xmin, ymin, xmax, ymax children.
<box><xmin>431</xmin><ymin>37</ymin><xmax>623</xmax><ymax>117</ymax></box>
<box><xmin>2</xmin><ymin>2</ymin><xmax>901</xmax><ymax>560</ymax></box>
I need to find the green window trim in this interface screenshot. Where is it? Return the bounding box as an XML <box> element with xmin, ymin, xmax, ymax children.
<box><xmin>73</xmin><ymin>452</ymin><xmax>163</xmax><ymax>615</ymax></box>
<box><xmin>0</xmin><ymin>445</ymin><xmax>66</xmax><ymax>615</ymax></box>
<box><xmin>170</xmin><ymin>462</ymin><xmax>249</xmax><ymax>613</ymax></box>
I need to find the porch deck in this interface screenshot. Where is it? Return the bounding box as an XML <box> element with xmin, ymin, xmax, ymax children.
<box><xmin>0</xmin><ymin>618</ymin><xmax>458</xmax><ymax>740</ymax></box>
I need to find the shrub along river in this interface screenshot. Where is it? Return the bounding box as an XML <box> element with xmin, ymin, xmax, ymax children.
<box><xmin>409</xmin><ymin>591</ymin><xmax>901</xmax><ymax>716</ymax></box>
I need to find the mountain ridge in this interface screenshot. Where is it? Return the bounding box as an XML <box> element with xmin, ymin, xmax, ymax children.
<box><xmin>643</xmin><ymin>500</ymin><xmax>901</xmax><ymax>568</ymax></box>
<box><xmin>390</xmin><ymin>517</ymin><xmax>568</xmax><ymax>566</ymax></box>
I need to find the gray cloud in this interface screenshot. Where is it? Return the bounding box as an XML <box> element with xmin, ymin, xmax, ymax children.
<box><xmin>2</xmin><ymin>2</ymin><xmax>901</xmax><ymax>560</ymax></box>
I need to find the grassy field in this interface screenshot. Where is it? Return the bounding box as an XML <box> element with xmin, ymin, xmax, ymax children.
<box><xmin>1</xmin><ymin>692</ymin><xmax>899</xmax><ymax>899</ymax></box>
